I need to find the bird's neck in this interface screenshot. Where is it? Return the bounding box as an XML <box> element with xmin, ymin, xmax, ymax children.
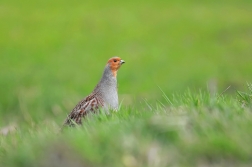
<box><xmin>94</xmin><ymin>65</ymin><xmax>117</xmax><ymax>92</ymax></box>
<box><xmin>93</xmin><ymin>65</ymin><xmax>119</xmax><ymax>110</ymax></box>
<box><xmin>101</xmin><ymin>65</ymin><xmax>117</xmax><ymax>84</ymax></box>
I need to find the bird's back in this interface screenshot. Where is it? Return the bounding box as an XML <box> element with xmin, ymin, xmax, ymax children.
<box><xmin>64</xmin><ymin>92</ymin><xmax>104</xmax><ymax>125</ymax></box>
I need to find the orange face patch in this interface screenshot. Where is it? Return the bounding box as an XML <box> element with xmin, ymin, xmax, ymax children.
<box><xmin>107</xmin><ymin>57</ymin><xmax>123</xmax><ymax>77</ymax></box>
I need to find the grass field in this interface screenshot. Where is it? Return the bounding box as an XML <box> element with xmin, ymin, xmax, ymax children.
<box><xmin>1</xmin><ymin>0</ymin><xmax>252</xmax><ymax>166</ymax></box>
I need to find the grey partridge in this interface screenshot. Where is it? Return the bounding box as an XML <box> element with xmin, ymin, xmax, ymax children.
<box><xmin>64</xmin><ymin>57</ymin><xmax>125</xmax><ymax>126</ymax></box>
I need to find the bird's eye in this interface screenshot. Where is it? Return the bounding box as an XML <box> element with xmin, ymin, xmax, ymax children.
<box><xmin>114</xmin><ymin>60</ymin><xmax>117</xmax><ymax>62</ymax></box>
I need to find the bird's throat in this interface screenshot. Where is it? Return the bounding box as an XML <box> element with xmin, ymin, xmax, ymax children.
<box><xmin>112</xmin><ymin>70</ymin><xmax>117</xmax><ymax>77</ymax></box>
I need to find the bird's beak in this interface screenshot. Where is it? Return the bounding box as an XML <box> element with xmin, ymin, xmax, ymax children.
<box><xmin>120</xmin><ymin>60</ymin><xmax>125</xmax><ymax>65</ymax></box>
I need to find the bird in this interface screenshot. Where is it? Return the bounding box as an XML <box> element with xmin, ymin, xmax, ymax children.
<box><xmin>63</xmin><ymin>57</ymin><xmax>125</xmax><ymax>126</ymax></box>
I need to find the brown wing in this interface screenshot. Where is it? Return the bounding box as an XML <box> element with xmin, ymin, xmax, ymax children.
<box><xmin>63</xmin><ymin>93</ymin><xmax>104</xmax><ymax>126</ymax></box>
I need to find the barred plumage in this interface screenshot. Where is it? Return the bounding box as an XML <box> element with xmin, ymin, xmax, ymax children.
<box><xmin>63</xmin><ymin>57</ymin><xmax>125</xmax><ymax>126</ymax></box>
<box><xmin>64</xmin><ymin>93</ymin><xmax>104</xmax><ymax>125</ymax></box>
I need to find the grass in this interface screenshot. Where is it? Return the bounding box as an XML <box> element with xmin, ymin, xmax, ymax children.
<box><xmin>1</xmin><ymin>0</ymin><xmax>252</xmax><ymax>166</ymax></box>
<box><xmin>1</xmin><ymin>90</ymin><xmax>252</xmax><ymax>167</ymax></box>
<box><xmin>237</xmin><ymin>83</ymin><xmax>252</xmax><ymax>108</ymax></box>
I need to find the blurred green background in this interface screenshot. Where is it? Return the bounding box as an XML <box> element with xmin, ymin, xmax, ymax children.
<box><xmin>0</xmin><ymin>0</ymin><xmax>252</xmax><ymax>125</ymax></box>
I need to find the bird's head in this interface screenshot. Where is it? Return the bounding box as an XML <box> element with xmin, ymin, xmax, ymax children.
<box><xmin>107</xmin><ymin>57</ymin><xmax>125</xmax><ymax>77</ymax></box>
